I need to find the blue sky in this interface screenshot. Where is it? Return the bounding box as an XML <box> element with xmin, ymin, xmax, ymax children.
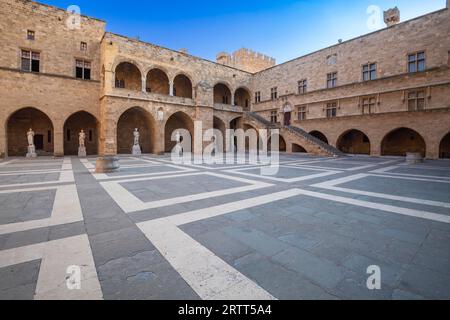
<box><xmin>42</xmin><ymin>0</ymin><xmax>446</xmax><ymax>63</ymax></box>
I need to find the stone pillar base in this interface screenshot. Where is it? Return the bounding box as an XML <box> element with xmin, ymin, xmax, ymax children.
<box><xmin>95</xmin><ymin>156</ymin><xmax>120</xmax><ymax>173</ymax></box>
<box><xmin>406</xmin><ymin>152</ymin><xmax>424</xmax><ymax>164</ymax></box>
<box><xmin>78</xmin><ymin>146</ymin><xmax>87</xmax><ymax>158</ymax></box>
<box><xmin>132</xmin><ymin>145</ymin><xmax>142</xmax><ymax>156</ymax></box>
<box><xmin>26</xmin><ymin>145</ymin><xmax>37</xmax><ymax>158</ymax></box>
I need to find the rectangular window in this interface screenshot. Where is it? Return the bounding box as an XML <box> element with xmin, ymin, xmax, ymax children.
<box><xmin>27</xmin><ymin>30</ymin><xmax>35</xmax><ymax>40</ymax></box>
<box><xmin>271</xmin><ymin>87</ymin><xmax>278</xmax><ymax>100</ymax></box>
<box><xmin>115</xmin><ymin>78</ymin><xmax>125</xmax><ymax>88</ymax></box>
<box><xmin>326</xmin><ymin>102</ymin><xmax>337</xmax><ymax>118</ymax></box>
<box><xmin>80</xmin><ymin>42</ymin><xmax>87</xmax><ymax>51</ymax></box>
<box><xmin>362</xmin><ymin>63</ymin><xmax>377</xmax><ymax>81</ymax></box>
<box><xmin>298</xmin><ymin>105</ymin><xmax>307</xmax><ymax>121</ymax></box>
<box><xmin>408</xmin><ymin>52</ymin><xmax>425</xmax><ymax>73</ymax></box>
<box><xmin>362</xmin><ymin>97</ymin><xmax>376</xmax><ymax>114</ymax></box>
<box><xmin>298</xmin><ymin>79</ymin><xmax>307</xmax><ymax>94</ymax></box>
<box><xmin>75</xmin><ymin>59</ymin><xmax>91</xmax><ymax>80</ymax></box>
<box><xmin>270</xmin><ymin>111</ymin><xmax>278</xmax><ymax>124</ymax></box>
<box><xmin>21</xmin><ymin>50</ymin><xmax>40</xmax><ymax>72</ymax></box>
<box><xmin>327</xmin><ymin>72</ymin><xmax>337</xmax><ymax>88</ymax></box>
<box><xmin>255</xmin><ymin>91</ymin><xmax>261</xmax><ymax>103</ymax></box>
<box><xmin>408</xmin><ymin>91</ymin><xmax>426</xmax><ymax>111</ymax></box>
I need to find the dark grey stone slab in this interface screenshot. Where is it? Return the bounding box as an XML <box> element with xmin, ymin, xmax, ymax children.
<box><xmin>0</xmin><ymin>260</ymin><xmax>41</xmax><ymax>300</ymax></box>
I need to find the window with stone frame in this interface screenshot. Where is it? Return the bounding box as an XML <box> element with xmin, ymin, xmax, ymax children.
<box><xmin>407</xmin><ymin>90</ymin><xmax>426</xmax><ymax>111</ymax></box>
<box><xmin>327</xmin><ymin>72</ymin><xmax>337</xmax><ymax>88</ymax></box>
<box><xmin>271</xmin><ymin>87</ymin><xmax>278</xmax><ymax>100</ymax></box>
<box><xmin>80</xmin><ymin>42</ymin><xmax>88</xmax><ymax>51</ymax></box>
<box><xmin>255</xmin><ymin>91</ymin><xmax>261</xmax><ymax>103</ymax></box>
<box><xmin>115</xmin><ymin>78</ymin><xmax>125</xmax><ymax>88</ymax></box>
<box><xmin>362</xmin><ymin>63</ymin><xmax>377</xmax><ymax>81</ymax></box>
<box><xmin>21</xmin><ymin>50</ymin><xmax>40</xmax><ymax>72</ymax></box>
<box><xmin>408</xmin><ymin>51</ymin><xmax>425</xmax><ymax>73</ymax></box>
<box><xmin>298</xmin><ymin>79</ymin><xmax>307</xmax><ymax>94</ymax></box>
<box><xmin>270</xmin><ymin>111</ymin><xmax>278</xmax><ymax>124</ymax></box>
<box><xmin>297</xmin><ymin>105</ymin><xmax>307</xmax><ymax>121</ymax></box>
<box><xmin>326</xmin><ymin>102</ymin><xmax>337</xmax><ymax>118</ymax></box>
<box><xmin>75</xmin><ymin>59</ymin><xmax>91</xmax><ymax>80</ymax></box>
<box><xmin>362</xmin><ymin>97</ymin><xmax>376</xmax><ymax>114</ymax></box>
<box><xmin>27</xmin><ymin>30</ymin><xmax>35</xmax><ymax>40</ymax></box>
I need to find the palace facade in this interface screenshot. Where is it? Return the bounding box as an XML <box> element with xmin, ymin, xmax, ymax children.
<box><xmin>1</xmin><ymin>0</ymin><xmax>449</xmax><ymax>159</ymax></box>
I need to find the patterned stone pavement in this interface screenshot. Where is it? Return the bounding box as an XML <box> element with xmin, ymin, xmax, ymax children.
<box><xmin>0</xmin><ymin>154</ymin><xmax>449</xmax><ymax>300</ymax></box>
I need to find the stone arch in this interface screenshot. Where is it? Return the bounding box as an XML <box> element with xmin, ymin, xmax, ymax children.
<box><xmin>439</xmin><ymin>132</ymin><xmax>450</xmax><ymax>159</ymax></box>
<box><xmin>337</xmin><ymin>129</ymin><xmax>371</xmax><ymax>155</ymax></box>
<box><xmin>117</xmin><ymin>107</ymin><xmax>155</xmax><ymax>154</ymax></box>
<box><xmin>268</xmin><ymin>133</ymin><xmax>287</xmax><ymax>152</ymax></box>
<box><xmin>381</xmin><ymin>127</ymin><xmax>426</xmax><ymax>157</ymax></box>
<box><xmin>164</xmin><ymin>111</ymin><xmax>194</xmax><ymax>153</ymax></box>
<box><xmin>243</xmin><ymin>123</ymin><xmax>261</xmax><ymax>152</ymax></box>
<box><xmin>114</xmin><ymin>62</ymin><xmax>142</xmax><ymax>91</ymax></box>
<box><xmin>234</xmin><ymin>87</ymin><xmax>251</xmax><ymax>110</ymax></box>
<box><xmin>63</xmin><ymin>111</ymin><xmax>99</xmax><ymax>156</ymax></box>
<box><xmin>309</xmin><ymin>131</ymin><xmax>329</xmax><ymax>144</ymax></box>
<box><xmin>146</xmin><ymin>68</ymin><xmax>170</xmax><ymax>95</ymax></box>
<box><xmin>173</xmin><ymin>73</ymin><xmax>193</xmax><ymax>98</ymax></box>
<box><xmin>292</xmin><ymin>144</ymin><xmax>307</xmax><ymax>153</ymax></box>
<box><xmin>214</xmin><ymin>82</ymin><xmax>232</xmax><ymax>105</ymax></box>
<box><xmin>213</xmin><ymin>116</ymin><xmax>227</xmax><ymax>152</ymax></box>
<box><xmin>6</xmin><ymin>107</ymin><xmax>54</xmax><ymax>156</ymax></box>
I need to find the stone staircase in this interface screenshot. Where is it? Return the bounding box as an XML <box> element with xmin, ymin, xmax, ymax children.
<box><xmin>244</xmin><ymin>112</ymin><xmax>345</xmax><ymax>157</ymax></box>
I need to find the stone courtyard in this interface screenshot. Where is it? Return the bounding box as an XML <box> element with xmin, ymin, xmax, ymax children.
<box><xmin>0</xmin><ymin>153</ymin><xmax>449</xmax><ymax>300</ymax></box>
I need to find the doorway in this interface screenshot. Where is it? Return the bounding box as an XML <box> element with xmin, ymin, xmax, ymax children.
<box><xmin>34</xmin><ymin>135</ymin><xmax>44</xmax><ymax>150</ymax></box>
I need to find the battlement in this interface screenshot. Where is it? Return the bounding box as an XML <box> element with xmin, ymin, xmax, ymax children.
<box><xmin>216</xmin><ymin>48</ymin><xmax>276</xmax><ymax>73</ymax></box>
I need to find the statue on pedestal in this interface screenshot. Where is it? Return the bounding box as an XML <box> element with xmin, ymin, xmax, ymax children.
<box><xmin>132</xmin><ymin>128</ymin><xmax>142</xmax><ymax>155</ymax></box>
<box><xmin>173</xmin><ymin>130</ymin><xmax>183</xmax><ymax>156</ymax></box>
<box><xmin>26</xmin><ymin>128</ymin><xmax>37</xmax><ymax>158</ymax></box>
<box><xmin>78</xmin><ymin>129</ymin><xmax>87</xmax><ymax>157</ymax></box>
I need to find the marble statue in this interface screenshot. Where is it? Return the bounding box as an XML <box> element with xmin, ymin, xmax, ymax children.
<box><xmin>78</xmin><ymin>129</ymin><xmax>87</xmax><ymax>157</ymax></box>
<box><xmin>132</xmin><ymin>128</ymin><xmax>142</xmax><ymax>155</ymax></box>
<box><xmin>174</xmin><ymin>130</ymin><xmax>183</xmax><ymax>156</ymax></box>
<box><xmin>26</xmin><ymin>128</ymin><xmax>37</xmax><ymax>158</ymax></box>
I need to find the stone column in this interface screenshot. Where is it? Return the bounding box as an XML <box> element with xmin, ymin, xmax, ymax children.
<box><xmin>53</xmin><ymin>129</ymin><xmax>64</xmax><ymax>157</ymax></box>
<box><xmin>141</xmin><ymin>76</ymin><xmax>147</xmax><ymax>93</ymax></box>
<box><xmin>0</xmin><ymin>121</ymin><xmax>6</xmax><ymax>158</ymax></box>
<box><xmin>153</xmin><ymin>121</ymin><xmax>165</xmax><ymax>155</ymax></box>
<box><xmin>426</xmin><ymin>137</ymin><xmax>440</xmax><ymax>160</ymax></box>
<box><xmin>169</xmin><ymin>81</ymin><xmax>174</xmax><ymax>96</ymax></box>
<box><xmin>231</xmin><ymin>94</ymin><xmax>235</xmax><ymax>106</ymax></box>
<box><xmin>371</xmin><ymin>137</ymin><xmax>382</xmax><ymax>157</ymax></box>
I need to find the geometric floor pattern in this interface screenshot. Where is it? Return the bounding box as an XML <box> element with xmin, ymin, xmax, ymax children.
<box><xmin>0</xmin><ymin>154</ymin><xmax>449</xmax><ymax>300</ymax></box>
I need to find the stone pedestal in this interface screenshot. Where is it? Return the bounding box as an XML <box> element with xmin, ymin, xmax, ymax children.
<box><xmin>132</xmin><ymin>145</ymin><xmax>142</xmax><ymax>156</ymax></box>
<box><xmin>406</xmin><ymin>152</ymin><xmax>424</xmax><ymax>164</ymax></box>
<box><xmin>95</xmin><ymin>156</ymin><xmax>120</xmax><ymax>173</ymax></box>
<box><xmin>78</xmin><ymin>146</ymin><xmax>87</xmax><ymax>158</ymax></box>
<box><xmin>26</xmin><ymin>145</ymin><xmax>37</xmax><ymax>158</ymax></box>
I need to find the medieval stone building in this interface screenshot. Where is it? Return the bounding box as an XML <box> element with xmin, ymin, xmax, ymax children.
<box><xmin>1</xmin><ymin>0</ymin><xmax>449</xmax><ymax>159</ymax></box>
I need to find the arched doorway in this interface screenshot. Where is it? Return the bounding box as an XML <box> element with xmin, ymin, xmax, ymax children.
<box><xmin>214</xmin><ymin>83</ymin><xmax>232</xmax><ymax>105</ymax></box>
<box><xmin>309</xmin><ymin>131</ymin><xmax>329</xmax><ymax>144</ymax></box>
<box><xmin>7</xmin><ymin>107</ymin><xmax>54</xmax><ymax>156</ymax></box>
<box><xmin>337</xmin><ymin>129</ymin><xmax>371</xmax><ymax>155</ymax></box>
<box><xmin>292</xmin><ymin>144</ymin><xmax>307</xmax><ymax>153</ymax></box>
<box><xmin>234</xmin><ymin>88</ymin><xmax>251</xmax><ymax>110</ymax></box>
<box><xmin>268</xmin><ymin>134</ymin><xmax>287</xmax><ymax>152</ymax></box>
<box><xmin>173</xmin><ymin>74</ymin><xmax>193</xmax><ymax>98</ymax></box>
<box><xmin>213</xmin><ymin>116</ymin><xmax>226</xmax><ymax>152</ymax></box>
<box><xmin>63</xmin><ymin>111</ymin><xmax>98</xmax><ymax>155</ymax></box>
<box><xmin>114</xmin><ymin>62</ymin><xmax>142</xmax><ymax>91</ymax></box>
<box><xmin>146</xmin><ymin>68</ymin><xmax>170</xmax><ymax>95</ymax></box>
<box><xmin>164</xmin><ymin>112</ymin><xmax>194</xmax><ymax>153</ymax></box>
<box><xmin>439</xmin><ymin>132</ymin><xmax>450</xmax><ymax>159</ymax></box>
<box><xmin>381</xmin><ymin>128</ymin><xmax>426</xmax><ymax>157</ymax></box>
<box><xmin>117</xmin><ymin>107</ymin><xmax>155</xmax><ymax>154</ymax></box>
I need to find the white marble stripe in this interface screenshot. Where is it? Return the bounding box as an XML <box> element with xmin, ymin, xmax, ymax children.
<box><xmin>0</xmin><ymin>235</ymin><xmax>102</xmax><ymax>300</ymax></box>
<box><xmin>295</xmin><ymin>189</ymin><xmax>450</xmax><ymax>224</ymax></box>
<box><xmin>138</xmin><ymin>220</ymin><xmax>275</xmax><ymax>300</ymax></box>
